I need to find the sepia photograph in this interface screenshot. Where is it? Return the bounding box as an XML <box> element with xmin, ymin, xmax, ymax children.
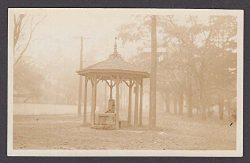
<box><xmin>7</xmin><ymin>8</ymin><xmax>243</xmax><ymax>156</ymax></box>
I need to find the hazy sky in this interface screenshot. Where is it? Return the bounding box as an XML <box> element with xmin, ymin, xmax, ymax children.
<box><xmin>10</xmin><ymin>9</ymin><xmax>140</xmax><ymax>69</ymax></box>
<box><xmin>9</xmin><ymin>8</ymin><xmax>239</xmax><ymax>70</ymax></box>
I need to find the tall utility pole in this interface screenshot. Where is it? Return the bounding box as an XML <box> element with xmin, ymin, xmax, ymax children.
<box><xmin>149</xmin><ymin>15</ymin><xmax>157</xmax><ymax>127</ymax></box>
<box><xmin>77</xmin><ymin>36</ymin><xmax>83</xmax><ymax>117</ymax></box>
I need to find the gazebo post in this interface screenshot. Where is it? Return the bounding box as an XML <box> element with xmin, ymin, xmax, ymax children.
<box><xmin>115</xmin><ymin>78</ymin><xmax>120</xmax><ymax>129</ymax></box>
<box><xmin>110</xmin><ymin>80</ymin><xmax>113</xmax><ymax>99</ymax></box>
<box><xmin>83</xmin><ymin>77</ymin><xmax>88</xmax><ymax>125</ymax></box>
<box><xmin>91</xmin><ymin>76</ymin><xmax>97</xmax><ymax>127</ymax></box>
<box><xmin>104</xmin><ymin>82</ymin><xmax>107</xmax><ymax>108</ymax></box>
<box><xmin>134</xmin><ymin>80</ymin><xmax>139</xmax><ymax>127</ymax></box>
<box><xmin>127</xmin><ymin>80</ymin><xmax>133</xmax><ymax>126</ymax></box>
<box><xmin>139</xmin><ymin>79</ymin><xmax>143</xmax><ymax>127</ymax></box>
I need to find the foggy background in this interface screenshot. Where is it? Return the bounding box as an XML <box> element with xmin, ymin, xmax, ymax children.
<box><xmin>11</xmin><ymin>8</ymin><xmax>237</xmax><ymax>121</ymax></box>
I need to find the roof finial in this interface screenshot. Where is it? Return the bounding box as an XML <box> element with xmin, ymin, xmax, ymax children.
<box><xmin>114</xmin><ymin>37</ymin><xmax>118</xmax><ymax>54</ymax></box>
<box><xmin>109</xmin><ymin>37</ymin><xmax>123</xmax><ymax>59</ymax></box>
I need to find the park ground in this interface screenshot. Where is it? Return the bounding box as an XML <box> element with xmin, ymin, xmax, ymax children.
<box><xmin>13</xmin><ymin>110</ymin><xmax>236</xmax><ymax>150</ymax></box>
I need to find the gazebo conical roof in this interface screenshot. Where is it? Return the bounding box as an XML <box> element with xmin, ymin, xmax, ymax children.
<box><xmin>78</xmin><ymin>44</ymin><xmax>150</xmax><ymax>79</ymax></box>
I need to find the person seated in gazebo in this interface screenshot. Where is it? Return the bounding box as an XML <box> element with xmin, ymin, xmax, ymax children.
<box><xmin>105</xmin><ymin>99</ymin><xmax>115</xmax><ymax>113</ymax></box>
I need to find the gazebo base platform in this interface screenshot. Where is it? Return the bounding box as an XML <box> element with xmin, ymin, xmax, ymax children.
<box><xmin>92</xmin><ymin>124</ymin><xmax>116</xmax><ymax>130</ymax></box>
<box><xmin>92</xmin><ymin>113</ymin><xmax>116</xmax><ymax>130</ymax></box>
<box><xmin>91</xmin><ymin>120</ymin><xmax>129</xmax><ymax>130</ymax></box>
<box><xmin>91</xmin><ymin>113</ymin><xmax>129</xmax><ymax>130</ymax></box>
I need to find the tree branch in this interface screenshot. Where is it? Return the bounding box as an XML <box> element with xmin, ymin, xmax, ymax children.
<box><xmin>14</xmin><ymin>15</ymin><xmax>46</xmax><ymax>66</ymax></box>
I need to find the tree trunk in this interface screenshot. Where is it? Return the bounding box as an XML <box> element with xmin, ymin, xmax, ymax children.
<box><xmin>149</xmin><ymin>15</ymin><xmax>157</xmax><ymax>127</ymax></box>
<box><xmin>226</xmin><ymin>99</ymin><xmax>231</xmax><ymax>120</ymax></box>
<box><xmin>200</xmin><ymin>80</ymin><xmax>206</xmax><ymax>120</ymax></box>
<box><xmin>219</xmin><ymin>95</ymin><xmax>224</xmax><ymax>120</ymax></box>
<box><xmin>187</xmin><ymin>83</ymin><xmax>193</xmax><ymax>117</ymax></box>
<box><xmin>134</xmin><ymin>82</ymin><xmax>139</xmax><ymax>127</ymax></box>
<box><xmin>139</xmin><ymin>81</ymin><xmax>143</xmax><ymax>127</ymax></box>
<box><xmin>178</xmin><ymin>91</ymin><xmax>184</xmax><ymax>115</ymax></box>
<box><xmin>174</xmin><ymin>96</ymin><xmax>177</xmax><ymax>114</ymax></box>
<box><xmin>165</xmin><ymin>93</ymin><xmax>170</xmax><ymax>113</ymax></box>
<box><xmin>201</xmin><ymin>103</ymin><xmax>207</xmax><ymax>120</ymax></box>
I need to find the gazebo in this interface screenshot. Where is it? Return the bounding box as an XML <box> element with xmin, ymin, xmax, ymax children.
<box><xmin>77</xmin><ymin>40</ymin><xmax>149</xmax><ymax>129</ymax></box>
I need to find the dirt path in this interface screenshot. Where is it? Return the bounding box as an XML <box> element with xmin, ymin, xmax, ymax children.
<box><xmin>13</xmin><ymin>114</ymin><xmax>236</xmax><ymax>150</ymax></box>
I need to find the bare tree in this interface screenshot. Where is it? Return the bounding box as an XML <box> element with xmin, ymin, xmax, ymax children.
<box><xmin>13</xmin><ymin>13</ymin><xmax>45</xmax><ymax>66</ymax></box>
